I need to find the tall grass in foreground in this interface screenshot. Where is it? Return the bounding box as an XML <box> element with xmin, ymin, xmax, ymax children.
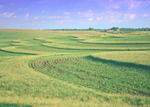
<box><xmin>1</xmin><ymin>56</ymin><xmax>149</xmax><ymax>107</ymax></box>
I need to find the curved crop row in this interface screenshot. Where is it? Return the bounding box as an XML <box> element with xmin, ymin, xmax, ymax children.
<box><xmin>30</xmin><ymin>56</ymin><xmax>85</xmax><ymax>70</ymax></box>
<box><xmin>29</xmin><ymin>56</ymin><xmax>150</xmax><ymax>96</ymax></box>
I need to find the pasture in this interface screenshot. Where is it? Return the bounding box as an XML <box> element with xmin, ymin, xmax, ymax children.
<box><xmin>0</xmin><ymin>29</ymin><xmax>150</xmax><ymax>107</ymax></box>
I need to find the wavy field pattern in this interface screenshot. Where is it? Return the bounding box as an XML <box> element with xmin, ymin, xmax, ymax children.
<box><xmin>0</xmin><ymin>30</ymin><xmax>150</xmax><ymax>107</ymax></box>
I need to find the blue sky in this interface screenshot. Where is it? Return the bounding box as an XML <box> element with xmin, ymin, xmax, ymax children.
<box><xmin>0</xmin><ymin>0</ymin><xmax>150</xmax><ymax>29</ymax></box>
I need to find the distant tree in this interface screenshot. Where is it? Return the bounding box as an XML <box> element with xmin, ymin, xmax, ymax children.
<box><xmin>103</xmin><ymin>29</ymin><xmax>108</xmax><ymax>32</ymax></box>
<box><xmin>111</xmin><ymin>27</ymin><xmax>119</xmax><ymax>31</ymax></box>
<box><xmin>89</xmin><ymin>28</ymin><xmax>94</xmax><ymax>31</ymax></box>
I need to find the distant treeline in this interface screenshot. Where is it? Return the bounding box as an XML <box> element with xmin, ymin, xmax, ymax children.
<box><xmin>120</xmin><ymin>28</ymin><xmax>150</xmax><ymax>31</ymax></box>
<box><xmin>44</xmin><ymin>28</ymin><xmax>150</xmax><ymax>31</ymax></box>
<box><xmin>44</xmin><ymin>29</ymin><xmax>94</xmax><ymax>31</ymax></box>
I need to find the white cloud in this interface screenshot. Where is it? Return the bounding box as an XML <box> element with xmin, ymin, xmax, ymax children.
<box><xmin>77</xmin><ymin>10</ymin><xmax>94</xmax><ymax>18</ymax></box>
<box><xmin>34</xmin><ymin>17</ymin><xmax>39</xmax><ymax>20</ymax></box>
<box><xmin>143</xmin><ymin>14</ymin><xmax>148</xmax><ymax>17</ymax></box>
<box><xmin>0</xmin><ymin>12</ymin><xmax>14</xmax><ymax>17</ymax></box>
<box><xmin>57</xmin><ymin>20</ymin><xmax>64</xmax><ymax>23</ymax></box>
<box><xmin>97</xmin><ymin>17</ymin><xmax>103</xmax><ymax>21</ymax></box>
<box><xmin>80</xmin><ymin>12</ymin><xmax>93</xmax><ymax>17</ymax></box>
<box><xmin>19</xmin><ymin>8</ymin><xmax>27</xmax><ymax>10</ymax></box>
<box><xmin>127</xmin><ymin>0</ymin><xmax>150</xmax><ymax>10</ymax></box>
<box><xmin>129</xmin><ymin>14</ymin><xmax>136</xmax><ymax>19</ymax></box>
<box><xmin>13</xmin><ymin>16</ymin><xmax>17</xmax><ymax>18</ymax></box>
<box><xmin>124</xmin><ymin>14</ymin><xmax>136</xmax><ymax>19</ymax></box>
<box><xmin>63</xmin><ymin>12</ymin><xmax>71</xmax><ymax>15</ymax></box>
<box><xmin>77</xmin><ymin>12</ymin><xmax>81</xmax><ymax>15</ymax></box>
<box><xmin>77</xmin><ymin>10</ymin><xmax>121</xmax><ymax>23</ymax></box>
<box><xmin>104</xmin><ymin>10</ymin><xmax>122</xmax><ymax>20</ymax></box>
<box><xmin>106</xmin><ymin>10</ymin><xmax>120</xmax><ymax>15</ymax></box>
<box><xmin>46</xmin><ymin>16</ymin><xmax>70</xmax><ymax>19</ymax></box>
<box><xmin>41</xmin><ymin>10</ymin><xmax>45</xmax><ymax>13</ymax></box>
<box><xmin>121</xmin><ymin>0</ymin><xmax>150</xmax><ymax>10</ymax></box>
<box><xmin>108</xmin><ymin>0</ymin><xmax>150</xmax><ymax>10</ymax></box>
<box><xmin>25</xmin><ymin>13</ymin><xmax>29</xmax><ymax>17</ymax></box>
<box><xmin>111</xmin><ymin>4</ymin><xmax>120</xmax><ymax>9</ymax></box>
<box><xmin>94</xmin><ymin>10</ymin><xmax>122</xmax><ymax>23</ymax></box>
<box><xmin>88</xmin><ymin>18</ymin><xmax>93</xmax><ymax>21</ymax></box>
<box><xmin>108</xmin><ymin>1</ymin><xmax>120</xmax><ymax>9</ymax></box>
<box><xmin>89</xmin><ymin>10</ymin><xmax>92</xmax><ymax>12</ymax></box>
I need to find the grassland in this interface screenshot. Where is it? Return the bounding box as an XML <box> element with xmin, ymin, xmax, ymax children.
<box><xmin>0</xmin><ymin>29</ymin><xmax>150</xmax><ymax>107</ymax></box>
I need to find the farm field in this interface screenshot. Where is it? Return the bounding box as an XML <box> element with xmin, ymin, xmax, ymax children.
<box><xmin>0</xmin><ymin>29</ymin><xmax>150</xmax><ymax>107</ymax></box>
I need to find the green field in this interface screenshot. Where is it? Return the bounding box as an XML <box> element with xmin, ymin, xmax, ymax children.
<box><xmin>0</xmin><ymin>29</ymin><xmax>150</xmax><ymax>107</ymax></box>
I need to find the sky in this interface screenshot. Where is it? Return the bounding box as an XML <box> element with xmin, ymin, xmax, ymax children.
<box><xmin>0</xmin><ymin>0</ymin><xmax>150</xmax><ymax>29</ymax></box>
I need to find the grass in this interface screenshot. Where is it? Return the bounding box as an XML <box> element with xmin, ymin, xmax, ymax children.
<box><xmin>29</xmin><ymin>55</ymin><xmax>150</xmax><ymax>96</ymax></box>
<box><xmin>0</xmin><ymin>29</ymin><xmax>150</xmax><ymax>106</ymax></box>
<box><xmin>92</xmin><ymin>51</ymin><xmax>150</xmax><ymax>66</ymax></box>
